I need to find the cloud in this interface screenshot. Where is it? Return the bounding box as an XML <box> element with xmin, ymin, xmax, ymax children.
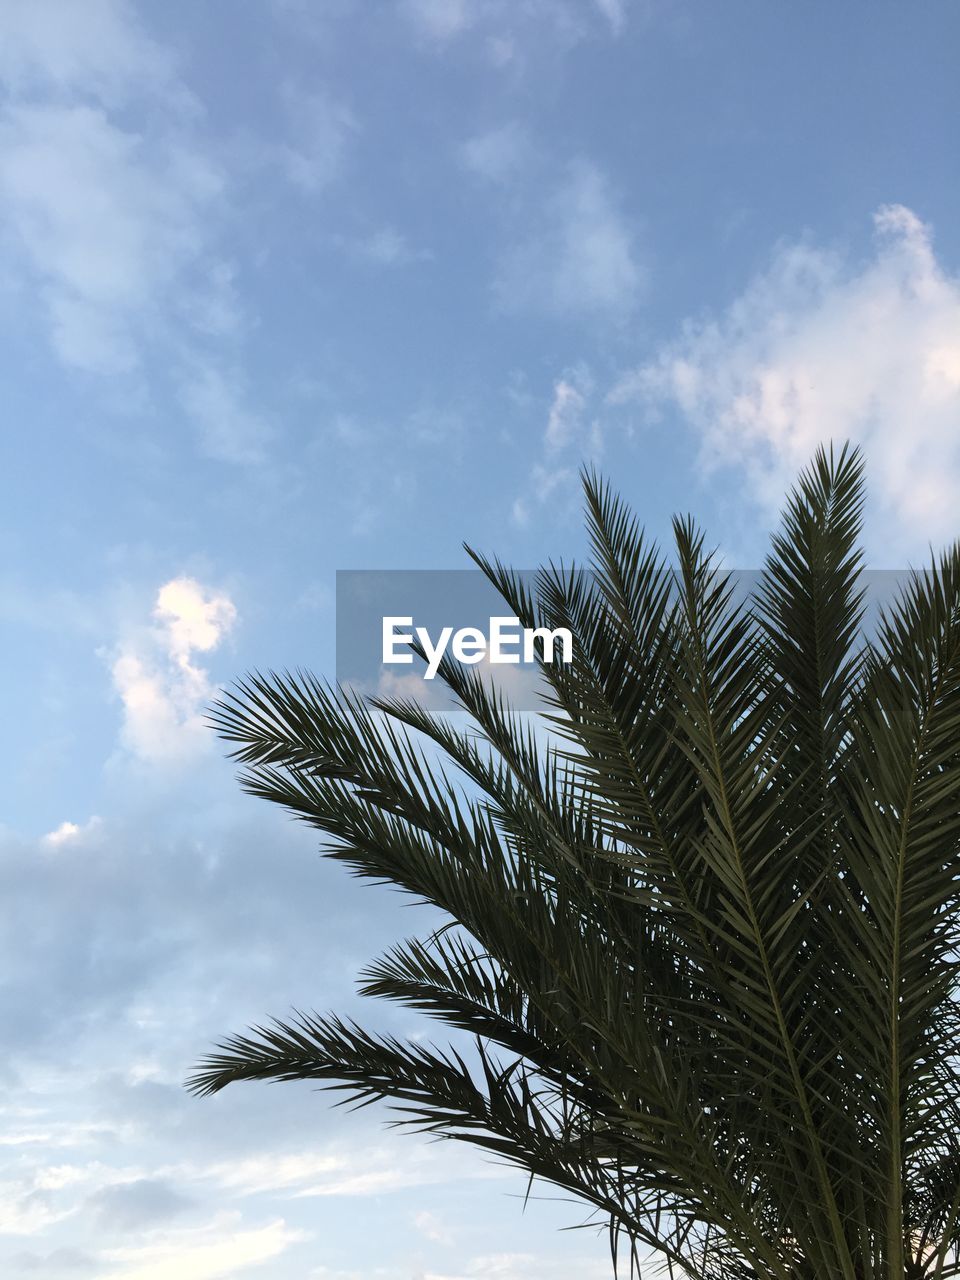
<box><xmin>511</xmin><ymin>367</ymin><xmax>602</xmax><ymax>527</ymax></box>
<box><xmin>43</xmin><ymin>821</ymin><xmax>81</xmax><ymax>846</ymax></box>
<box><xmin>0</xmin><ymin>789</ymin><xmax>610</xmax><ymax>1279</ymax></box>
<box><xmin>421</xmin><ymin>1255</ymin><xmax>611</xmax><ymax>1280</ymax></box>
<box><xmin>101</xmin><ymin>1218</ymin><xmax>305</xmax><ymax>1280</ymax></box>
<box><xmin>0</xmin><ymin>0</ymin><xmax>274</xmax><ymax>465</ymax></box>
<box><xmin>591</xmin><ymin>0</ymin><xmax>628</xmax><ymax>34</ymax></box>
<box><xmin>545</xmin><ymin>378</ymin><xmax>586</xmax><ymax>448</ymax></box>
<box><xmin>612</xmin><ymin>205</ymin><xmax>960</xmax><ymax>557</ymax></box>
<box><xmin>414</xmin><ymin>1209</ymin><xmax>454</xmax><ymax>1244</ymax></box>
<box><xmin>87</xmin><ymin>1177</ymin><xmax>194</xmax><ymax>1232</ymax></box>
<box><xmin>178</xmin><ymin>364</ymin><xmax>272</xmax><ymax>464</ymax></box>
<box><xmin>334</xmin><ymin>226</ymin><xmax>429</xmax><ymax>268</ymax></box>
<box><xmin>278</xmin><ymin>88</ymin><xmax>358</xmax><ymax>192</ymax></box>
<box><xmin>0</xmin><ymin>102</ymin><xmax>222</xmax><ymax>374</ymax></box>
<box><xmin>400</xmin><ymin>0</ymin><xmax>622</xmax><ymax>57</ymax></box>
<box><xmin>110</xmin><ymin>577</ymin><xmax>237</xmax><ymax>765</ymax></box>
<box><xmin>42</xmin><ymin>817</ymin><xmax>101</xmax><ymax>848</ymax></box>
<box><xmin>493</xmin><ymin>161</ymin><xmax>642</xmax><ymax>317</ymax></box>
<box><xmin>460</xmin><ymin>123</ymin><xmax>529</xmax><ymax>184</ymax></box>
<box><xmin>400</xmin><ymin>0</ymin><xmax>478</xmax><ymax>43</ymax></box>
<box><xmin>0</xmin><ymin>0</ymin><xmax>178</xmax><ymax>105</ymax></box>
<box><xmin>8</xmin><ymin>1246</ymin><xmax>97</xmax><ymax>1276</ymax></box>
<box><xmin>203</xmin><ymin>1141</ymin><xmax>483</xmax><ymax>1200</ymax></box>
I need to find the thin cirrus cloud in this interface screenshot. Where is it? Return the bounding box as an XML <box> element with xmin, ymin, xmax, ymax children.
<box><xmin>98</xmin><ymin>1218</ymin><xmax>306</xmax><ymax>1280</ymax></box>
<box><xmin>461</xmin><ymin>131</ymin><xmax>645</xmax><ymax>320</ymax></box>
<box><xmin>0</xmin><ymin>100</ymin><xmax>223</xmax><ymax>375</ymax></box>
<box><xmin>592</xmin><ymin>0</ymin><xmax>629</xmax><ymax>36</ymax></box>
<box><xmin>110</xmin><ymin>576</ymin><xmax>237</xmax><ymax>766</ymax></box>
<box><xmin>611</xmin><ymin>205</ymin><xmax>960</xmax><ymax>558</ymax></box>
<box><xmin>276</xmin><ymin>87</ymin><xmax>359</xmax><ymax>192</ymax></box>
<box><xmin>493</xmin><ymin>161</ymin><xmax>643</xmax><ymax>317</ymax></box>
<box><xmin>177</xmin><ymin>364</ymin><xmax>273</xmax><ymax>466</ymax></box>
<box><xmin>0</xmin><ymin>0</ymin><xmax>277</xmax><ymax>464</ymax></box>
<box><xmin>400</xmin><ymin>0</ymin><xmax>477</xmax><ymax>43</ymax></box>
<box><xmin>0</xmin><ymin>0</ymin><xmax>179</xmax><ymax>103</ymax></box>
<box><xmin>400</xmin><ymin>0</ymin><xmax>632</xmax><ymax>48</ymax></box>
<box><xmin>0</xmin><ymin>0</ymin><xmax>224</xmax><ymax>375</ymax></box>
<box><xmin>459</xmin><ymin>122</ymin><xmax>530</xmax><ymax>184</ymax></box>
<box><xmin>512</xmin><ymin>367</ymin><xmax>601</xmax><ymax>527</ymax></box>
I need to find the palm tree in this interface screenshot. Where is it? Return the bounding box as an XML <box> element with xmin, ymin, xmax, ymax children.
<box><xmin>189</xmin><ymin>446</ymin><xmax>960</xmax><ymax>1279</ymax></box>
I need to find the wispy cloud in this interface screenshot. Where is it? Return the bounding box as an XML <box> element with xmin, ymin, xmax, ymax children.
<box><xmin>401</xmin><ymin>0</ymin><xmax>478</xmax><ymax>43</ymax></box>
<box><xmin>178</xmin><ymin>364</ymin><xmax>273</xmax><ymax>465</ymax></box>
<box><xmin>0</xmin><ymin>0</ymin><xmax>275</xmax><ymax>464</ymax></box>
<box><xmin>0</xmin><ymin>0</ymin><xmax>179</xmax><ymax>104</ymax></box>
<box><xmin>493</xmin><ymin>160</ymin><xmax>643</xmax><ymax>317</ymax></box>
<box><xmin>333</xmin><ymin>225</ymin><xmax>429</xmax><ymax>268</ymax></box>
<box><xmin>277</xmin><ymin>87</ymin><xmax>358</xmax><ymax>191</ymax></box>
<box><xmin>591</xmin><ymin>0</ymin><xmax>629</xmax><ymax>36</ymax></box>
<box><xmin>420</xmin><ymin>1254</ymin><xmax>612</xmax><ymax>1280</ymax></box>
<box><xmin>545</xmin><ymin>378</ymin><xmax>587</xmax><ymax>448</ymax></box>
<box><xmin>400</xmin><ymin>0</ymin><xmax>626</xmax><ymax>54</ymax></box>
<box><xmin>101</xmin><ymin>1217</ymin><xmax>305</xmax><ymax>1280</ymax></box>
<box><xmin>611</xmin><ymin>205</ymin><xmax>960</xmax><ymax>558</ymax></box>
<box><xmin>414</xmin><ymin>1209</ymin><xmax>455</xmax><ymax>1244</ymax></box>
<box><xmin>459</xmin><ymin>122</ymin><xmax>530</xmax><ymax>184</ymax></box>
<box><xmin>512</xmin><ymin>366</ymin><xmax>601</xmax><ymax>526</ymax></box>
<box><xmin>0</xmin><ymin>101</ymin><xmax>222</xmax><ymax>374</ymax></box>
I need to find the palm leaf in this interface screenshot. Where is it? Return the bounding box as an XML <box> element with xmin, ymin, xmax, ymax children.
<box><xmin>190</xmin><ymin>449</ymin><xmax>960</xmax><ymax>1280</ymax></box>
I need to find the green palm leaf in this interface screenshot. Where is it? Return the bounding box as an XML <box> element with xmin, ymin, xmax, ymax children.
<box><xmin>189</xmin><ymin>447</ymin><xmax>960</xmax><ymax>1280</ymax></box>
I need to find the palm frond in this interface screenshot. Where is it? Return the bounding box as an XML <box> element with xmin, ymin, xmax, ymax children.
<box><xmin>190</xmin><ymin>448</ymin><xmax>960</xmax><ymax>1280</ymax></box>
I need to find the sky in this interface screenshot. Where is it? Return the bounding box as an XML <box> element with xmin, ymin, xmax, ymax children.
<box><xmin>1</xmin><ymin>1</ymin><xmax>960</xmax><ymax>1277</ymax></box>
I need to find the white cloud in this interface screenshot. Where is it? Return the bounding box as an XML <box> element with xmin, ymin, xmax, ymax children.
<box><xmin>0</xmin><ymin>0</ymin><xmax>179</xmax><ymax>105</ymax></box>
<box><xmin>193</xmin><ymin>1144</ymin><xmax>466</xmax><ymax>1200</ymax></box>
<box><xmin>111</xmin><ymin>577</ymin><xmax>237</xmax><ymax>765</ymax></box>
<box><xmin>422</xmin><ymin>1255</ymin><xmax>609</xmax><ymax>1280</ymax></box>
<box><xmin>494</xmin><ymin>161</ymin><xmax>642</xmax><ymax>317</ymax></box>
<box><xmin>0</xmin><ymin>797</ymin><xmax>614</xmax><ymax>1279</ymax></box>
<box><xmin>613</xmin><ymin>205</ymin><xmax>960</xmax><ymax>557</ymax></box>
<box><xmin>102</xmin><ymin>1217</ymin><xmax>305</xmax><ymax>1280</ymax></box>
<box><xmin>0</xmin><ymin>103</ymin><xmax>222</xmax><ymax>374</ymax></box>
<box><xmin>309</xmin><ymin>1260</ymin><xmax>613</xmax><ymax>1280</ymax></box>
<box><xmin>153</xmin><ymin>579</ymin><xmax>237</xmax><ymax>664</ymax></box>
<box><xmin>0</xmin><ymin>0</ymin><xmax>275</xmax><ymax>465</ymax></box>
<box><xmin>414</xmin><ymin>1209</ymin><xmax>454</xmax><ymax>1243</ymax></box>
<box><xmin>511</xmin><ymin>367</ymin><xmax>602</xmax><ymax>526</ymax></box>
<box><xmin>545</xmin><ymin>378</ymin><xmax>586</xmax><ymax>448</ymax></box>
<box><xmin>42</xmin><ymin>817</ymin><xmax>101</xmax><ymax>848</ymax></box>
<box><xmin>42</xmin><ymin>821</ymin><xmax>81</xmax><ymax>846</ymax></box>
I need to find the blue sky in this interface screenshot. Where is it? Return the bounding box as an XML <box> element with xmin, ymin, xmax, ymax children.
<box><xmin>2</xmin><ymin>1</ymin><xmax>960</xmax><ymax>1277</ymax></box>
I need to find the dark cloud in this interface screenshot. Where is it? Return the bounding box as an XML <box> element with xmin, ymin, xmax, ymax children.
<box><xmin>86</xmin><ymin>1177</ymin><xmax>194</xmax><ymax>1231</ymax></box>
